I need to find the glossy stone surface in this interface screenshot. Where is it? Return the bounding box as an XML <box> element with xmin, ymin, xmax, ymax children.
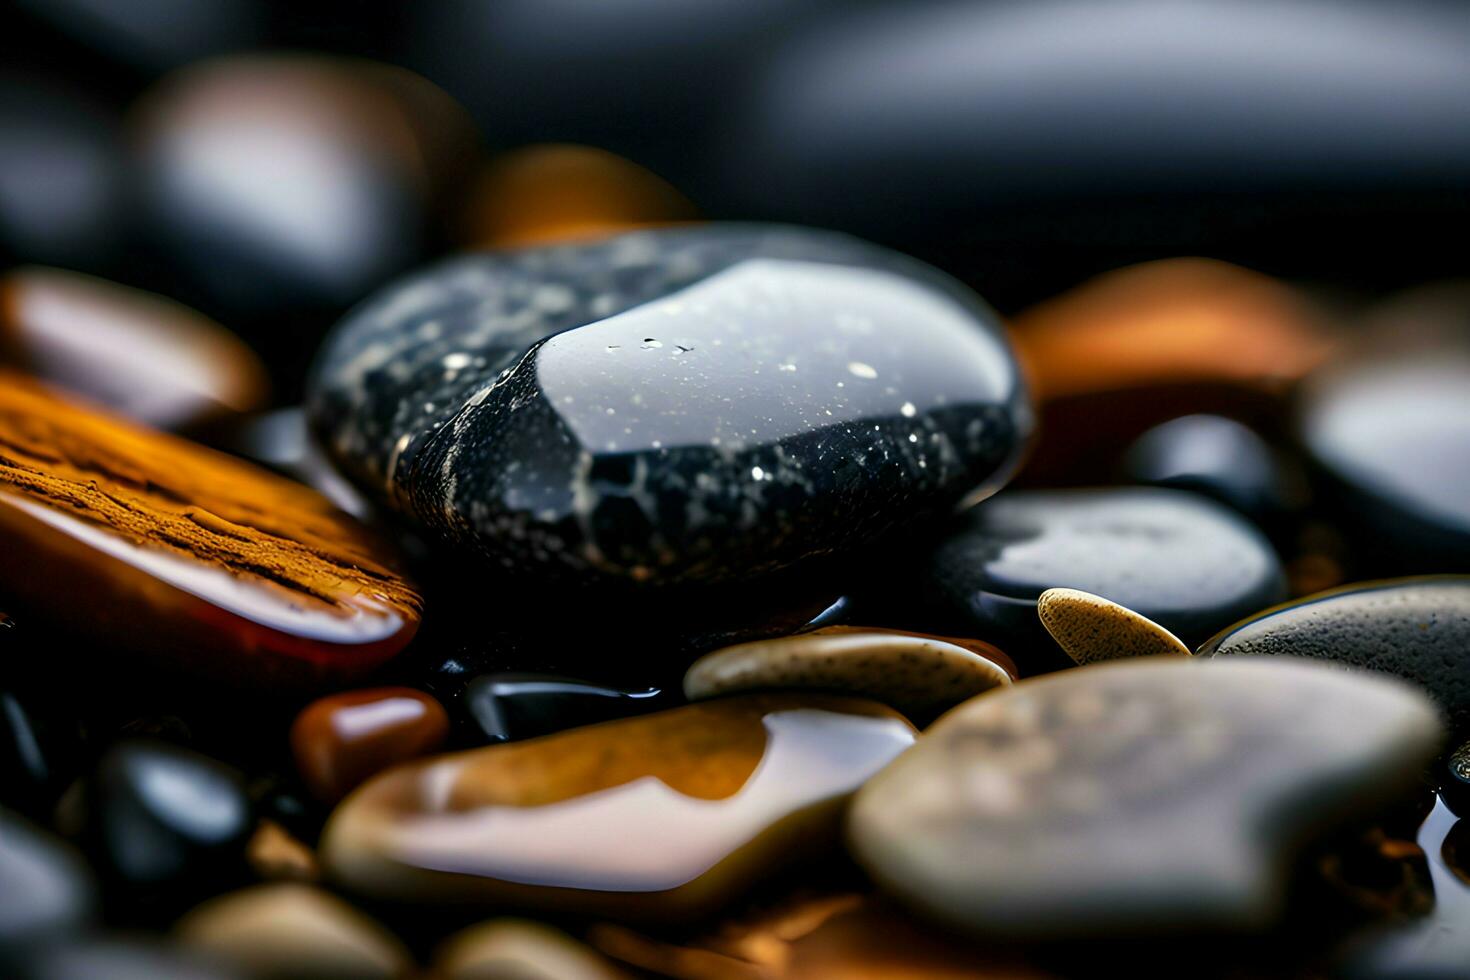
<box><xmin>1124</xmin><ymin>415</ymin><xmax>1301</xmax><ymax>527</ymax></box>
<box><xmin>73</xmin><ymin>739</ymin><xmax>253</xmax><ymax>896</ymax></box>
<box><xmin>0</xmin><ymin>807</ymin><xmax>97</xmax><ymax>944</ymax></box>
<box><xmin>849</xmin><ymin>658</ymin><xmax>1442</xmax><ymax>938</ymax></box>
<box><xmin>722</xmin><ymin>3</ymin><xmax>1470</xmax><ymax>301</ymax></box>
<box><xmin>0</xmin><ymin>687</ymin><xmax>79</xmax><ymax>818</ymax></box>
<box><xmin>1010</xmin><ymin>259</ymin><xmax>1332</xmax><ymax>483</ymax></box>
<box><xmin>132</xmin><ymin>55</ymin><xmax>476</xmax><ymax>319</ymax></box>
<box><xmin>322</xmin><ymin>694</ymin><xmax>916</xmax><ymax>921</ymax></box>
<box><xmin>309</xmin><ymin>225</ymin><xmax>1029</xmax><ymax>588</ymax></box>
<box><xmin>13</xmin><ymin>937</ymin><xmax>244</xmax><ymax>980</ymax></box>
<box><xmin>175</xmin><ymin>883</ymin><xmax>412</xmax><ymax>980</ymax></box>
<box><xmin>1198</xmin><ymin>577</ymin><xmax>1470</xmax><ymax>737</ymax></box>
<box><xmin>1340</xmin><ymin>797</ymin><xmax>1470</xmax><ymax>980</ymax></box>
<box><xmin>0</xmin><ymin>74</ymin><xmax>126</xmax><ymax>273</ymax></box>
<box><xmin>1299</xmin><ymin>320</ymin><xmax>1470</xmax><ymax>569</ymax></box>
<box><xmin>1446</xmin><ymin>742</ymin><xmax>1470</xmax><ymax>817</ymax></box>
<box><xmin>465</xmin><ymin>674</ymin><xmax>665</xmax><ymax>745</ymax></box>
<box><xmin>0</xmin><ymin>267</ymin><xmax>269</xmax><ymax>431</ymax></box>
<box><xmin>464</xmin><ymin>144</ymin><xmax>696</xmax><ymax>250</ymax></box>
<box><xmin>683</xmin><ymin>626</ymin><xmax>1012</xmax><ymax>724</ymax></box>
<box><xmin>924</xmin><ymin>487</ymin><xmax>1287</xmax><ymax>660</ymax></box>
<box><xmin>0</xmin><ymin>372</ymin><xmax>421</xmax><ymax>688</ymax></box>
<box><xmin>435</xmin><ymin>919</ymin><xmax>631</xmax><ymax>980</ymax></box>
<box><xmin>291</xmin><ymin>687</ymin><xmax>449</xmax><ymax>803</ymax></box>
<box><xmin>1036</xmin><ymin>589</ymin><xmax>1190</xmax><ymax>665</ymax></box>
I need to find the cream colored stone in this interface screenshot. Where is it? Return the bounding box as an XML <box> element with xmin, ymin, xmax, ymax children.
<box><xmin>1037</xmin><ymin>588</ymin><xmax>1190</xmax><ymax>665</ymax></box>
<box><xmin>175</xmin><ymin>882</ymin><xmax>411</xmax><ymax>979</ymax></box>
<box><xmin>684</xmin><ymin>626</ymin><xmax>1012</xmax><ymax>722</ymax></box>
<box><xmin>434</xmin><ymin>919</ymin><xmax>630</xmax><ymax>980</ymax></box>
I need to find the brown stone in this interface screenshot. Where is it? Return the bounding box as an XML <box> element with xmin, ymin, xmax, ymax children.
<box><xmin>1010</xmin><ymin>259</ymin><xmax>1335</xmax><ymax>484</ymax></box>
<box><xmin>292</xmin><ymin>687</ymin><xmax>449</xmax><ymax>803</ymax></box>
<box><xmin>0</xmin><ymin>371</ymin><xmax>421</xmax><ymax>688</ymax></box>
<box><xmin>0</xmin><ymin>266</ymin><xmax>269</xmax><ymax>431</ymax></box>
<box><xmin>321</xmin><ymin>694</ymin><xmax>916</xmax><ymax>922</ymax></box>
<box><xmin>463</xmin><ymin>144</ymin><xmax>696</xmax><ymax>250</ymax></box>
<box><xmin>684</xmin><ymin>626</ymin><xmax>1014</xmax><ymax>724</ymax></box>
<box><xmin>1036</xmin><ymin>588</ymin><xmax>1190</xmax><ymax>665</ymax></box>
<box><xmin>246</xmin><ymin>819</ymin><xmax>320</xmax><ymax>883</ymax></box>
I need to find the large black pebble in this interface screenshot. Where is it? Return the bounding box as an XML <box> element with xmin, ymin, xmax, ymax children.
<box><xmin>310</xmin><ymin>225</ymin><xmax>1030</xmax><ymax>589</ymax></box>
<box><xmin>923</xmin><ymin>487</ymin><xmax>1286</xmax><ymax>663</ymax></box>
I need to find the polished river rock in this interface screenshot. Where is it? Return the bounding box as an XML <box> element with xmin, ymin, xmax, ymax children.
<box><xmin>308</xmin><ymin>225</ymin><xmax>1030</xmax><ymax>587</ymax></box>
<box><xmin>320</xmin><ymin>693</ymin><xmax>916</xmax><ymax>920</ymax></box>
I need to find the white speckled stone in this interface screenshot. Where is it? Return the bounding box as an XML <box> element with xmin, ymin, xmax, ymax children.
<box><xmin>683</xmin><ymin>626</ymin><xmax>1012</xmax><ymax>722</ymax></box>
<box><xmin>848</xmin><ymin>658</ymin><xmax>1442</xmax><ymax>939</ymax></box>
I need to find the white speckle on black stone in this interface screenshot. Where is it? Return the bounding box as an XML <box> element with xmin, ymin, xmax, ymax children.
<box><xmin>308</xmin><ymin>225</ymin><xmax>1030</xmax><ymax>587</ymax></box>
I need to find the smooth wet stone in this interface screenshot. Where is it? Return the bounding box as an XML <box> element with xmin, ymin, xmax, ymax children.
<box><xmin>1339</xmin><ymin>797</ymin><xmax>1470</xmax><ymax>980</ymax></box>
<box><xmin>322</xmin><ymin>694</ymin><xmax>916</xmax><ymax>921</ymax></box>
<box><xmin>0</xmin><ymin>267</ymin><xmax>269</xmax><ymax>431</ymax></box>
<box><xmin>245</xmin><ymin>820</ymin><xmax>319</xmax><ymax>883</ymax></box>
<box><xmin>0</xmin><ymin>74</ymin><xmax>127</xmax><ymax>273</ymax></box>
<box><xmin>175</xmin><ymin>883</ymin><xmax>412</xmax><ymax>980</ymax></box>
<box><xmin>1446</xmin><ymin>742</ymin><xmax>1470</xmax><ymax>817</ymax></box>
<box><xmin>721</xmin><ymin>3</ymin><xmax>1470</xmax><ymax>303</ymax></box>
<box><xmin>309</xmin><ymin>225</ymin><xmax>1029</xmax><ymax>588</ymax></box>
<box><xmin>465</xmin><ymin>674</ymin><xmax>665</xmax><ymax>745</ymax></box>
<box><xmin>291</xmin><ymin>687</ymin><xmax>449</xmax><ymax>803</ymax></box>
<box><xmin>849</xmin><ymin>658</ymin><xmax>1442</xmax><ymax>938</ymax></box>
<box><xmin>434</xmin><ymin>919</ymin><xmax>630</xmax><ymax>980</ymax></box>
<box><xmin>1299</xmin><ymin>303</ymin><xmax>1470</xmax><ymax>569</ymax></box>
<box><xmin>14</xmin><ymin>937</ymin><xmax>244</xmax><ymax>980</ymax></box>
<box><xmin>220</xmin><ymin>407</ymin><xmax>372</xmax><ymax>519</ymax></box>
<box><xmin>1009</xmin><ymin>259</ymin><xmax>1332</xmax><ymax>483</ymax></box>
<box><xmin>1199</xmin><ymin>577</ymin><xmax>1470</xmax><ymax>738</ymax></box>
<box><xmin>0</xmin><ymin>807</ymin><xmax>97</xmax><ymax>945</ymax></box>
<box><xmin>924</xmin><ymin>487</ymin><xmax>1287</xmax><ymax>662</ymax></box>
<box><xmin>132</xmin><ymin>55</ymin><xmax>476</xmax><ymax>319</ymax></box>
<box><xmin>1124</xmin><ymin>415</ymin><xmax>1303</xmax><ymax>528</ymax></box>
<box><xmin>1036</xmin><ymin>588</ymin><xmax>1190</xmax><ymax>666</ymax></box>
<box><xmin>0</xmin><ymin>372</ymin><xmax>421</xmax><ymax>688</ymax></box>
<box><xmin>73</xmin><ymin>739</ymin><xmax>252</xmax><ymax>898</ymax></box>
<box><xmin>683</xmin><ymin>626</ymin><xmax>1012</xmax><ymax>724</ymax></box>
<box><xmin>0</xmin><ymin>687</ymin><xmax>80</xmax><ymax>818</ymax></box>
<box><xmin>464</xmin><ymin>144</ymin><xmax>696</xmax><ymax>250</ymax></box>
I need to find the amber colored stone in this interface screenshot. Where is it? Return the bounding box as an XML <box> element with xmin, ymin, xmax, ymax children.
<box><xmin>292</xmin><ymin>688</ymin><xmax>449</xmax><ymax>803</ymax></box>
<box><xmin>0</xmin><ymin>371</ymin><xmax>421</xmax><ymax>688</ymax></box>
<box><xmin>1010</xmin><ymin>259</ymin><xmax>1335</xmax><ymax>484</ymax></box>
<box><xmin>463</xmin><ymin>144</ymin><xmax>696</xmax><ymax>250</ymax></box>
<box><xmin>321</xmin><ymin>694</ymin><xmax>916</xmax><ymax>922</ymax></box>
<box><xmin>246</xmin><ymin>819</ymin><xmax>320</xmax><ymax>883</ymax></box>
<box><xmin>0</xmin><ymin>267</ymin><xmax>269</xmax><ymax>431</ymax></box>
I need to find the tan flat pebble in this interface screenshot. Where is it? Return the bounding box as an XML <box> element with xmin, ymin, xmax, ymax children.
<box><xmin>174</xmin><ymin>882</ymin><xmax>411</xmax><ymax>980</ymax></box>
<box><xmin>683</xmin><ymin>626</ymin><xmax>1013</xmax><ymax>723</ymax></box>
<box><xmin>434</xmin><ymin>919</ymin><xmax>631</xmax><ymax>980</ymax></box>
<box><xmin>1036</xmin><ymin>588</ymin><xmax>1190</xmax><ymax>665</ymax></box>
<box><xmin>246</xmin><ymin>820</ymin><xmax>320</xmax><ymax>883</ymax></box>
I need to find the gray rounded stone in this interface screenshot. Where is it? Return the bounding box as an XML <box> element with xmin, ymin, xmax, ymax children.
<box><xmin>848</xmin><ymin>658</ymin><xmax>1442</xmax><ymax>939</ymax></box>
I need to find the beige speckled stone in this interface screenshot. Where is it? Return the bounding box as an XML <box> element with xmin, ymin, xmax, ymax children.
<box><xmin>1037</xmin><ymin>588</ymin><xmax>1190</xmax><ymax>665</ymax></box>
<box><xmin>174</xmin><ymin>883</ymin><xmax>411</xmax><ymax>980</ymax></box>
<box><xmin>848</xmin><ymin>658</ymin><xmax>1443</xmax><ymax>939</ymax></box>
<box><xmin>434</xmin><ymin>919</ymin><xmax>631</xmax><ymax>980</ymax></box>
<box><xmin>683</xmin><ymin>626</ymin><xmax>1013</xmax><ymax>723</ymax></box>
